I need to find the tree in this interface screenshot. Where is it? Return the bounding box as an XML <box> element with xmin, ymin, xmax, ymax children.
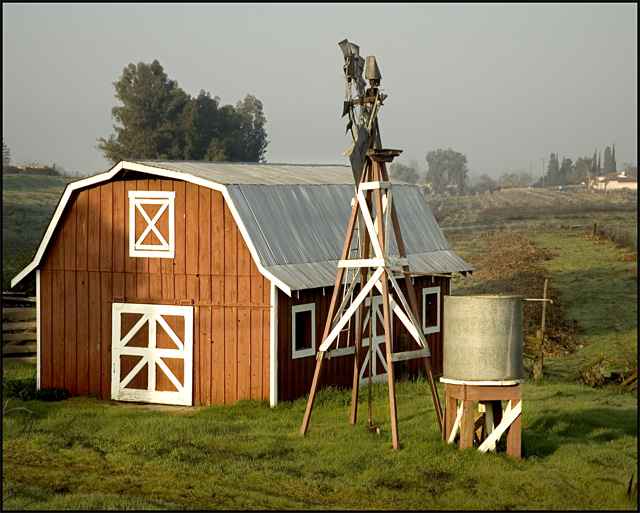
<box><xmin>425</xmin><ymin>148</ymin><xmax>468</xmax><ymax>196</ymax></box>
<box><xmin>611</xmin><ymin>143</ymin><xmax>617</xmax><ymax>174</ymax></box>
<box><xmin>545</xmin><ymin>153</ymin><xmax>562</xmax><ymax>186</ymax></box>
<box><xmin>591</xmin><ymin>148</ymin><xmax>599</xmax><ymax>180</ymax></box>
<box><xmin>500</xmin><ymin>169</ymin><xmax>532</xmax><ymax>189</ymax></box>
<box><xmin>2</xmin><ymin>138</ymin><xmax>10</xmax><ymax>168</ymax></box>
<box><xmin>98</xmin><ymin>60</ymin><xmax>268</xmax><ymax>164</ymax></box>
<box><xmin>98</xmin><ymin>60</ymin><xmax>190</xmax><ymax>162</ymax></box>
<box><xmin>389</xmin><ymin>161</ymin><xmax>419</xmax><ymax>184</ymax></box>
<box><xmin>473</xmin><ymin>173</ymin><xmax>500</xmax><ymax>194</ymax></box>
<box><xmin>603</xmin><ymin>145</ymin><xmax>616</xmax><ymax>175</ymax></box>
<box><xmin>559</xmin><ymin>157</ymin><xmax>573</xmax><ymax>185</ymax></box>
<box><xmin>571</xmin><ymin>156</ymin><xmax>593</xmax><ymax>185</ymax></box>
<box><xmin>622</xmin><ymin>162</ymin><xmax>637</xmax><ymax>176</ymax></box>
<box><xmin>221</xmin><ymin>94</ymin><xmax>268</xmax><ymax>162</ymax></box>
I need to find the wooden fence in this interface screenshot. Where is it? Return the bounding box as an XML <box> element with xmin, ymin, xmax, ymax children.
<box><xmin>570</xmin><ymin>222</ymin><xmax>637</xmax><ymax>251</ymax></box>
<box><xmin>3</xmin><ymin>294</ymin><xmax>37</xmax><ymax>363</ymax></box>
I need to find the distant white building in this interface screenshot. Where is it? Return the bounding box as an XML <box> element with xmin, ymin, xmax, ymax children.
<box><xmin>593</xmin><ymin>171</ymin><xmax>637</xmax><ymax>191</ymax></box>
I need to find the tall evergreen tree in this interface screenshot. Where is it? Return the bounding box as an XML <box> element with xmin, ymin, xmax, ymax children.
<box><xmin>2</xmin><ymin>138</ymin><xmax>10</xmax><ymax>167</ymax></box>
<box><xmin>603</xmin><ymin>146</ymin><xmax>615</xmax><ymax>174</ymax></box>
<box><xmin>591</xmin><ymin>148</ymin><xmax>598</xmax><ymax>178</ymax></box>
<box><xmin>571</xmin><ymin>156</ymin><xmax>592</xmax><ymax>185</ymax></box>
<box><xmin>545</xmin><ymin>153</ymin><xmax>562</xmax><ymax>186</ymax></box>
<box><xmin>559</xmin><ymin>157</ymin><xmax>573</xmax><ymax>185</ymax></box>
<box><xmin>612</xmin><ymin>143</ymin><xmax>617</xmax><ymax>174</ymax></box>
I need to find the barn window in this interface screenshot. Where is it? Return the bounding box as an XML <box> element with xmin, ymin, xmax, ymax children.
<box><xmin>129</xmin><ymin>191</ymin><xmax>175</xmax><ymax>258</ymax></box>
<box><xmin>291</xmin><ymin>303</ymin><xmax>315</xmax><ymax>359</ymax></box>
<box><xmin>422</xmin><ymin>286</ymin><xmax>441</xmax><ymax>334</ymax></box>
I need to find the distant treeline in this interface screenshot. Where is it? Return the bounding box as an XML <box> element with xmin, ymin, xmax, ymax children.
<box><xmin>2</xmin><ymin>165</ymin><xmax>60</xmax><ymax>176</ymax></box>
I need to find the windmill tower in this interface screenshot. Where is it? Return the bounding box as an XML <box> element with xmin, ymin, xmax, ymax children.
<box><xmin>300</xmin><ymin>40</ymin><xmax>444</xmax><ymax>449</ymax></box>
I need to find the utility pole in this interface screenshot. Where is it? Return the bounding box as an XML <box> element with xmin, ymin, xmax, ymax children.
<box><xmin>540</xmin><ymin>157</ymin><xmax>546</xmax><ymax>189</ymax></box>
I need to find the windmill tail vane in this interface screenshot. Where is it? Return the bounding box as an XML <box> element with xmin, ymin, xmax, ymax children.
<box><xmin>299</xmin><ymin>40</ymin><xmax>444</xmax><ymax>450</ymax></box>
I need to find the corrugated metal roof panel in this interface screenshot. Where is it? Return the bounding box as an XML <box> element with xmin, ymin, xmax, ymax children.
<box><xmin>264</xmin><ymin>251</ymin><xmax>473</xmax><ymax>291</ymax></box>
<box><xmin>226</xmin><ymin>182</ymin><xmax>473</xmax><ymax>290</ymax></box>
<box><xmin>228</xmin><ymin>184</ymin><xmax>354</xmax><ymax>267</ymax></box>
<box><xmin>130</xmin><ymin>160</ymin><xmax>357</xmax><ymax>185</ymax></box>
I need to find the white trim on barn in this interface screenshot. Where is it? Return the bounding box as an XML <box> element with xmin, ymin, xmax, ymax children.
<box><xmin>291</xmin><ymin>303</ymin><xmax>316</xmax><ymax>359</ymax></box>
<box><xmin>269</xmin><ymin>281</ymin><xmax>279</xmax><ymax>406</ymax></box>
<box><xmin>422</xmin><ymin>286</ymin><xmax>441</xmax><ymax>335</ymax></box>
<box><xmin>36</xmin><ymin>269</ymin><xmax>41</xmax><ymax>390</ymax></box>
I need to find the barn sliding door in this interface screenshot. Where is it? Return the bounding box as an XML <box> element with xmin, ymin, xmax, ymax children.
<box><xmin>111</xmin><ymin>303</ymin><xmax>193</xmax><ymax>405</ymax></box>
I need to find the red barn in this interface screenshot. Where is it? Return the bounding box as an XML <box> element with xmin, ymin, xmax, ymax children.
<box><xmin>12</xmin><ymin>160</ymin><xmax>473</xmax><ymax>406</ymax></box>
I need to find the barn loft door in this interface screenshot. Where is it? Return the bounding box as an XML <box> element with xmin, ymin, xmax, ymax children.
<box><xmin>111</xmin><ymin>303</ymin><xmax>193</xmax><ymax>405</ymax></box>
<box><xmin>359</xmin><ymin>295</ymin><xmax>391</xmax><ymax>384</ymax></box>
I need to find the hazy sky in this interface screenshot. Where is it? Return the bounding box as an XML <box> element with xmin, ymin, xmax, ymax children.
<box><xmin>2</xmin><ymin>3</ymin><xmax>637</xmax><ymax>179</ymax></box>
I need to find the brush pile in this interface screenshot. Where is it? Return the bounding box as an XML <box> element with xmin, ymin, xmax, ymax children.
<box><xmin>463</xmin><ymin>228</ymin><xmax>582</xmax><ymax>357</ymax></box>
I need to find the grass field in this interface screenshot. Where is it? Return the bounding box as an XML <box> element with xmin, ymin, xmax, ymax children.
<box><xmin>3</xmin><ymin>365</ymin><xmax>637</xmax><ymax>510</ymax></box>
<box><xmin>2</xmin><ymin>175</ymin><xmax>76</xmax><ymax>291</ymax></box>
<box><xmin>2</xmin><ymin>178</ymin><xmax>637</xmax><ymax>510</ymax></box>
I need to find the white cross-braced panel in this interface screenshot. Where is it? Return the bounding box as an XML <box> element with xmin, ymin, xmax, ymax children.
<box><xmin>128</xmin><ymin>191</ymin><xmax>176</xmax><ymax>258</ymax></box>
<box><xmin>112</xmin><ymin>303</ymin><xmax>193</xmax><ymax>405</ymax></box>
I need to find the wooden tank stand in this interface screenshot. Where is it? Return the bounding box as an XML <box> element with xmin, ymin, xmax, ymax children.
<box><xmin>441</xmin><ymin>379</ymin><xmax>524</xmax><ymax>459</ymax></box>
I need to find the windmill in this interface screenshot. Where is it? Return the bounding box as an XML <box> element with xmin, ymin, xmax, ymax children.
<box><xmin>300</xmin><ymin>39</ymin><xmax>444</xmax><ymax>449</ymax></box>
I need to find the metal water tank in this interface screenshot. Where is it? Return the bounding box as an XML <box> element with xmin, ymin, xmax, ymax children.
<box><xmin>443</xmin><ymin>295</ymin><xmax>524</xmax><ymax>381</ymax></box>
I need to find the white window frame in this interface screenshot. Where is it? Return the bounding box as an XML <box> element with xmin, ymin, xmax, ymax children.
<box><xmin>422</xmin><ymin>286</ymin><xmax>441</xmax><ymax>334</ymax></box>
<box><xmin>291</xmin><ymin>303</ymin><xmax>316</xmax><ymax>359</ymax></box>
<box><xmin>129</xmin><ymin>191</ymin><xmax>175</xmax><ymax>258</ymax></box>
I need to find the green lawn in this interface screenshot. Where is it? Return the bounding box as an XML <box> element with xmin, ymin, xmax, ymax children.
<box><xmin>2</xmin><ymin>365</ymin><xmax>637</xmax><ymax>510</ymax></box>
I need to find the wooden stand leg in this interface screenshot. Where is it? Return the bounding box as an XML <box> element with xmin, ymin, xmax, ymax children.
<box><xmin>460</xmin><ymin>399</ymin><xmax>474</xmax><ymax>450</ymax></box>
<box><xmin>445</xmin><ymin>391</ymin><xmax>457</xmax><ymax>442</ymax></box>
<box><xmin>506</xmin><ymin>401</ymin><xmax>522</xmax><ymax>459</ymax></box>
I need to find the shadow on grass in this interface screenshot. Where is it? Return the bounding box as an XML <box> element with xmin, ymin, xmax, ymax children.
<box><xmin>523</xmin><ymin>406</ymin><xmax>638</xmax><ymax>458</ymax></box>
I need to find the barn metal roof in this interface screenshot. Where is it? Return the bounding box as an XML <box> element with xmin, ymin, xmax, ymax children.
<box><xmin>11</xmin><ymin>160</ymin><xmax>473</xmax><ymax>294</ymax></box>
<box><xmin>130</xmin><ymin>160</ymin><xmax>358</xmax><ymax>185</ymax></box>
<box><xmin>227</xmin><ymin>183</ymin><xmax>473</xmax><ymax>290</ymax></box>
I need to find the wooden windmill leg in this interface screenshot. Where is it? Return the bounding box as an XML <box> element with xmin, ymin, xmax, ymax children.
<box><xmin>372</xmin><ymin>161</ymin><xmax>400</xmax><ymax>449</ymax></box>
<box><xmin>381</xmin><ymin>269</ymin><xmax>400</xmax><ymax>449</ymax></box>
<box><xmin>350</xmin><ymin>269</ymin><xmax>367</xmax><ymax>425</ymax></box>
<box><xmin>350</xmin><ymin>183</ymin><xmax>373</xmax><ymax>425</ymax></box>
<box><xmin>383</xmin><ymin>164</ymin><xmax>444</xmax><ymax>433</ymax></box>
<box><xmin>301</xmin><ymin>194</ymin><xmax>360</xmax><ymax>437</ymax></box>
<box><xmin>300</xmin><ymin>351</ymin><xmax>326</xmax><ymax>436</ymax></box>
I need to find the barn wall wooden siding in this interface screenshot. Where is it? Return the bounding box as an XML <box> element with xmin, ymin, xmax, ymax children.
<box><xmin>276</xmin><ymin>275</ymin><xmax>449</xmax><ymax>402</ymax></box>
<box><xmin>38</xmin><ymin>176</ymin><xmax>271</xmax><ymax>405</ymax></box>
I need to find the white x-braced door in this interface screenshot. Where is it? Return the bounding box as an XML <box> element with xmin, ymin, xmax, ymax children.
<box><xmin>359</xmin><ymin>295</ymin><xmax>391</xmax><ymax>384</ymax></box>
<box><xmin>111</xmin><ymin>303</ymin><xmax>193</xmax><ymax>405</ymax></box>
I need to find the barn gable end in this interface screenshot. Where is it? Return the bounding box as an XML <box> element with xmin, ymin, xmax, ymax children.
<box><xmin>35</xmin><ymin>172</ymin><xmax>271</xmax><ymax>405</ymax></box>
